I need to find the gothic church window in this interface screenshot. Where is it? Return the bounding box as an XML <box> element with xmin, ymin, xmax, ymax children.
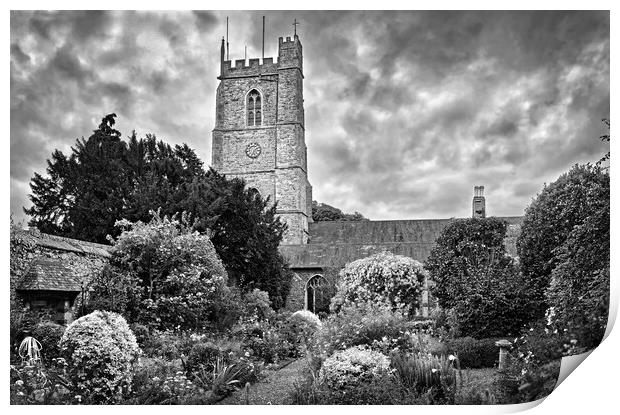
<box><xmin>306</xmin><ymin>274</ymin><xmax>330</xmax><ymax>315</ymax></box>
<box><xmin>247</xmin><ymin>89</ymin><xmax>262</xmax><ymax>127</ymax></box>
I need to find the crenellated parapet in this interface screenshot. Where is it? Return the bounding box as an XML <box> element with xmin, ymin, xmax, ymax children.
<box><xmin>219</xmin><ymin>34</ymin><xmax>303</xmax><ymax>79</ymax></box>
<box><xmin>220</xmin><ymin>57</ymin><xmax>278</xmax><ymax>78</ymax></box>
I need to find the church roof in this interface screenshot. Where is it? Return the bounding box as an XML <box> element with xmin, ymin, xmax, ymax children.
<box><xmin>282</xmin><ymin>217</ymin><xmax>523</xmax><ymax>269</ymax></box>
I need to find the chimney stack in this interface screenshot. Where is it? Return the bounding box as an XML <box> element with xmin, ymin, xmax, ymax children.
<box><xmin>472</xmin><ymin>186</ymin><xmax>486</xmax><ymax>218</ymax></box>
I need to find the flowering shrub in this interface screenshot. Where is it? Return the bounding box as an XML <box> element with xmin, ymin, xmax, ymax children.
<box><xmin>129</xmin><ymin>357</ymin><xmax>210</xmax><ymax>404</ymax></box>
<box><xmin>319</xmin><ymin>346</ymin><xmax>390</xmax><ymax>390</ymax></box>
<box><xmin>59</xmin><ymin>310</ymin><xmax>141</xmax><ymax>403</ymax></box>
<box><xmin>310</xmin><ymin>302</ymin><xmax>416</xmax><ymax>364</ymax></box>
<box><xmin>289</xmin><ymin>310</ymin><xmax>322</xmax><ymax>331</ymax></box>
<box><xmin>242</xmin><ymin>289</ymin><xmax>275</xmax><ymax>320</ymax></box>
<box><xmin>92</xmin><ymin>212</ymin><xmax>232</xmax><ymax>331</ymax></box>
<box><xmin>233</xmin><ymin>316</ymin><xmax>296</xmax><ymax>363</ymax></box>
<box><xmin>330</xmin><ymin>251</ymin><xmax>426</xmax><ymax>314</ymax></box>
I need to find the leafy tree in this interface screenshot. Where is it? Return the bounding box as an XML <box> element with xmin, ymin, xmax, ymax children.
<box><xmin>180</xmin><ymin>169</ymin><xmax>292</xmax><ymax>309</ymax></box>
<box><xmin>426</xmin><ymin>218</ymin><xmax>537</xmax><ymax>338</ymax></box>
<box><xmin>88</xmin><ymin>212</ymin><xmax>231</xmax><ymax>331</ymax></box>
<box><xmin>544</xmin><ymin>165</ymin><xmax>610</xmax><ymax>350</ymax></box>
<box><xmin>516</xmin><ymin>164</ymin><xmax>610</xmax><ymax>320</ymax></box>
<box><xmin>312</xmin><ymin>201</ymin><xmax>368</xmax><ymax>222</ymax></box>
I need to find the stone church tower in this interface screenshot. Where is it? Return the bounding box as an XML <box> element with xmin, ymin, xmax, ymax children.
<box><xmin>212</xmin><ymin>34</ymin><xmax>312</xmax><ymax>245</ymax></box>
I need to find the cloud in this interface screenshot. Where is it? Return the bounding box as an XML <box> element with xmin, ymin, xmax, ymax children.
<box><xmin>10</xmin><ymin>11</ymin><xmax>609</xmax><ymax>225</ymax></box>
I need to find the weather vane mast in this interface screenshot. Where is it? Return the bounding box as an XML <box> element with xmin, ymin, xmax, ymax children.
<box><xmin>293</xmin><ymin>18</ymin><xmax>299</xmax><ymax>36</ymax></box>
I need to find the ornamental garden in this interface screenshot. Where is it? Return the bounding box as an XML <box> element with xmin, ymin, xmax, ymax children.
<box><xmin>9</xmin><ymin>117</ymin><xmax>610</xmax><ymax>405</ymax></box>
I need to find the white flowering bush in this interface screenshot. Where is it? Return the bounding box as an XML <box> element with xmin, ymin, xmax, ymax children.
<box><xmin>59</xmin><ymin>310</ymin><xmax>141</xmax><ymax>403</ymax></box>
<box><xmin>290</xmin><ymin>310</ymin><xmax>322</xmax><ymax>331</ymax></box>
<box><xmin>330</xmin><ymin>251</ymin><xmax>427</xmax><ymax>314</ymax></box>
<box><xmin>319</xmin><ymin>345</ymin><xmax>390</xmax><ymax>390</ymax></box>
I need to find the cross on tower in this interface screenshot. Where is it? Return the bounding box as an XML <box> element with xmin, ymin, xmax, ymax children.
<box><xmin>293</xmin><ymin>18</ymin><xmax>299</xmax><ymax>36</ymax></box>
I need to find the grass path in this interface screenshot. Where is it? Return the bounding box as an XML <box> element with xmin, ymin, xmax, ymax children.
<box><xmin>216</xmin><ymin>359</ymin><xmax>306</xmax><ymax>405</ymax></box>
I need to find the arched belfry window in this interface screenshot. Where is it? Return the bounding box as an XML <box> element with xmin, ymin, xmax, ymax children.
<box><xmin>306</xmin><ymin>275</ymin><xmax>330</xmax><ymax>314</ymax></box>
<box><xmin>247</xmin><ymin>89</ymin><xmax>262</xmax><ymax>127</ymax></box>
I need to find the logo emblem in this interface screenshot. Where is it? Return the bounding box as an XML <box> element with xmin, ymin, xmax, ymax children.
<box><xmin>245</xmin><ymin>142</ymin><xmax>262</xmax><ymax>159</ymax></box>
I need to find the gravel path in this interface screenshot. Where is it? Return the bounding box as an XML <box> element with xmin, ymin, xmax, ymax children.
<box><xmin>216</xmin><ymin>359</ymin><xmax>306</xmax><ymax>405</ymax></box>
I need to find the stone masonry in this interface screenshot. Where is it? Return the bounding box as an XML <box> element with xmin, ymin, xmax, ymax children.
<box><xmin>212</xmin><ymin>35</ymin><xmax>312</xmax><ymax>245</ymax></box>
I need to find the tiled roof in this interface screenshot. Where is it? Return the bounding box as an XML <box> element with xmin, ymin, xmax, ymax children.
<box><xmin>16</xmin><ymin>258</ymin><xmax>87</xmax><ymax>292</ymax></box>
<box><xmin>282</xmin><ymin>216</ymin><xmax>523</xmax><ymax>268</ymax></box>
<box><xmin>30</xmin><ymin>231</ymin><xmax>112</xmax><ymax>257</ymax></box>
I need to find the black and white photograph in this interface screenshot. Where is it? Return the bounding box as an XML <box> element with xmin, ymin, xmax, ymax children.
<box><xmin>8</xmin><ymin>6</ymin><xmax>612</xmax><ymax>408</ymax></box>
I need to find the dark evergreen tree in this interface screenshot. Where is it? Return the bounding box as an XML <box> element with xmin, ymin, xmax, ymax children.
<box><xmin>26</xmin><ymin>114</ymin><xmax>293</xmax><ymax>308</ymax></box>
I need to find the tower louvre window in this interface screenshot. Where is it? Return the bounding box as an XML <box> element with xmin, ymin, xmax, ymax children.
<box><xmin>247</xmin><ymin>89</ymin><xmax>262</xmax><ymax>127</ymax></box>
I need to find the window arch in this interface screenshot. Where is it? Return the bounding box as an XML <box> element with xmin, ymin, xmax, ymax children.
<box><xmin>306</xmin><ymin>274</ymin><xmax>330</xmax><ymax>314</ymax></box>
<box><xmin>246</xmin><ymin>89</ymin><xmax>262</xmax><ymax>127</ymax></box>
<box><xmin>248</xmin><ymin>187</ymin><xmax>260</xmax><ymax>199</ymax></box>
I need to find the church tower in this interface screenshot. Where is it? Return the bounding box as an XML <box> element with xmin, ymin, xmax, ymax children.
<box><xmin>212</xmin><ymin>34</ymin><xmax>312</xmax><ymax>245</ymax></box>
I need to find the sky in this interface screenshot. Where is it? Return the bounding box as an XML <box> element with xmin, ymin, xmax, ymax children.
<box><xmin>10</xmin><ymin>10</ymin><xmax>610</xmax><ymax>224</ymax></box>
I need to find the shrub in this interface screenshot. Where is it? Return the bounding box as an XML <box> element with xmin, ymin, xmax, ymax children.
<box><xmin>233</xmin><ymin>317</ymin><xmax>296</xmax><ymax>363</ymax></box>
<box><xmin>242</xmin><ymin>288</ymin><xmax>275</xmax><ymax>320</ymax></box>
<box><xmin>98</xmin><ymin>212</ymin><xmax>231</xmax><ymax>331</ymax></box>
<box><xmin>517</xmin><ymin>164</ymin><xmax>609</xmax><ymax>319</ymax></box>
<box><xmin>59</xmin><ymin>310</ymin><xmax>141</xmax><ymax>403</ymax></box>
<box><xmin>310</xmin><ymin>303</ymin><xmax>415</xmax><ymax>363</ymax></box>
<box><xmin>545</xmin><ymin>171</ymin><xmax>609</xmax><ymax>350</ymax></box>
<box><xmin>330</xmin><ymin>251</ymin><xmax>426</xmax><ymax>315</ymax></box>
<box><xmin>289</xmin><ymin>310</ymin><xmax>322</xmax><ymax>331</ymax></box>
<box><xmin>426</xmin><ymin>218</ymin><xmax>538</xmax><ymax>338</ymax></box>
<box><xmin>319</xmin><ymin>346</ymin><xmax>390</xmax><ymax>390</ymax></box>
<box><xmin>443</xmin><ymin>337</ymin><xmax>499</xmax><ymax>369</ymax></box>
<box><xmin>31</xmin><ymin>322</ymin><xmax>65</xmax><ymax>364</ymax></box>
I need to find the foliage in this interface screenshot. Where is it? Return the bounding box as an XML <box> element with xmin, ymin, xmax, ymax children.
<box><xmin>330</xmin><ymin>251</ymin><xmax>427</xmax><ymax>314</ymax></box>
<box><xmin>129</xmin><ymin>357</ymin><xmax>210</xmax><ymax>404</ymax></box>
<box><xmin>390</xmin><ymin>352</ymin><xmax>460</xmax><ymax>403</ymax></box>
<box><xmin>194</xmin><ymin>169</ymin><xmax>292</xmax><ymax>309</ymax></box>
<box><xmin>242</xmin><ymin>288</ymin><xmax>275</xmax><ymax>320</ymax></box>
<box><xmin>59</xmin><ymin>310</ymin><xmax>141</xmax><ymax>403</ymax></box>
<box><xmin>311</xmin><ymin>200</ymin><xmax>368</xmax><ymax>222</ymax></box>
<box><xmin>310</xmin><ymin>303</ymin><xmax>421</xmax><ymax>367</ymax></box>
<box><xmin>32</xmin><ymin>322</ymin><xmax>65</xmax><ymax>365</ymax></box>
<box><xmin>289</xmin><ymin>310</ymin><xmax>322</xmax><ymax>331</ymax></box>
<box><xmin>545</xmin><ymin>168</ymin><xmax>609</xmax><ymax>350</ymax></box>
<box><xmin>441</xmin><ymin>337</ymin><xmax>499</xmax><ymax>369</ymax></box>
<box><xmin>232</xmin><ymin>316</ymin><xmax>296</xmax><ymax>363</ymax></box>
<box><xmin>25</xmin><ymin>115</ymin><xmax>204</xmax><ymax>243</ymax></box>
<box><xmin>91</xmin><ymin>212</ymin><xmax>230</xmax><ymax>331</ymax></box>
<box><xmin>517</xmin><ymin>164</ymin><xmax>610</xmax><ymax>319</ymax></box>
<box><xmin>184</xmin><ymin>338</ymin><xmax>243</xmax><ymax>374</ymax></box>
<box><xmin>426</xmin><ymin>218</ymin><xmax>537</xmax><ymax>338</ymax></box>
<box><xmin>85</xmin><ymin>265</ymin><xmax>142</xmax><ymax>320</ymax></box>
<box><xmin>10</xmin><ymin>359</ymin><xmax>74</xmax><ymax>404</ymax></box>
<box><xmin>319</xmin><ymin>345</ymin><xmax>390</xmax><ymax>390</ymax></box>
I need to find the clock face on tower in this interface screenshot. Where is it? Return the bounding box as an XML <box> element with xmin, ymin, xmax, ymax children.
<box><xmin>245</xmin><ymin>142</ymin><xmax>262</xmax><ymax>159</ymax></box>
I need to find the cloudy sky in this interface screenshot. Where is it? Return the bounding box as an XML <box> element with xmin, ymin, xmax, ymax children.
<box><xmin>10</xmin><ymin>10</ymin><xmax>610</xmax><ymax>223</ymax></box>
